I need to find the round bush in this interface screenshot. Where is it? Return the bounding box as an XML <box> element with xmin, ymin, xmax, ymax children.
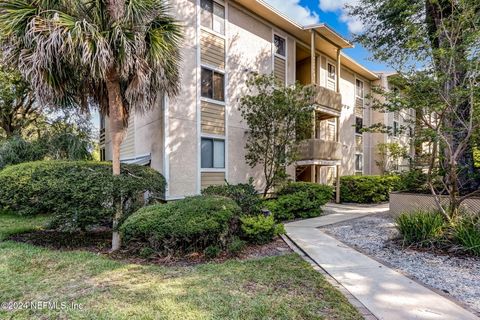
<box><xmin>340</xmin><ymin>175</ymin><xmax>402</xmax><ymax>203</ymax></box>
<box><xmin>0</xmin><ymin>160</ymin><xmax>166</xmax><ymax>230</ymax></box>
<box><xmin>201</xmin><ymin>178</ymin><xmax>262</xmax><ymax>216</ymax></box>
<box><xmin>120</xmin><ymin>196</ymin><xmax>241</xmax><ymax>254</ymax></box>
<box><xmin>266</xmin><ymin>182</ymin><xmax>333</xmax><ymax>221</ymax></box>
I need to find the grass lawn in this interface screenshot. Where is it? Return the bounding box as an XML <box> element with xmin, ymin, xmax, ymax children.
<box><xmin>0</xmin><ymin>214</ymin><xmax>362</xmax><ymax>320</ymax></box>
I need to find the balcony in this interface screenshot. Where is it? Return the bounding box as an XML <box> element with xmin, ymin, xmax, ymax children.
<box><xmin>298</xmin><ymin>139</ymin><xmax>342</xmax><ymax>161</ymax></box>
<box><xmin>312</xmin><ymin>85</ymin><xmax>342</xmax><ymax>115</ymax></box>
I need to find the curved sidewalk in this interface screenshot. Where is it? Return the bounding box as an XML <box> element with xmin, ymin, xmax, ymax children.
<box><xmin>285</xmin><ymin>203</ymin><xmax>479</xmax><ymax>320</ymax></box>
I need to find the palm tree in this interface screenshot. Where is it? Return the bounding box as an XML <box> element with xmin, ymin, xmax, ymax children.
<box><xmin>0</xmin><ymin>0</ymin><xmax>182</xmax><ymax>251</ymax></box>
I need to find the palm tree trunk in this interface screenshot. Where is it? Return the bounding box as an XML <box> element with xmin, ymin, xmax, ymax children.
<box><xmin>106</xmin><ymin>70</ymin><xmax>125</xmax><ymax>252</ymax></box>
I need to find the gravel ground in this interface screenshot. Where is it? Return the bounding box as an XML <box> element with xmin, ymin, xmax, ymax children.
<box><xmin>321</xmin><ymin>213</ymin><xmax>480</xmax><ymax>313</ymax></box>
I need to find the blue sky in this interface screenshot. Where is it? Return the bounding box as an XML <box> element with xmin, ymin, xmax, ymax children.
<box><xmin>264</xmin><ymin>0</ymin><xmax>391</xmax><ymax>72</ymax></box>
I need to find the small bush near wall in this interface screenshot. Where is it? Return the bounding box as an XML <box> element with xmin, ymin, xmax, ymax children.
<box><xmin>120</xmin><ymin>196</ymin><xmax>241</xmax><ymax>254</ymax></box>
<box><xmin>452</xmin><ymin>215</ymin><xmax>480</xmax><ymax>256</ymax></box>
<box><xmin>340</xmin><ymin>175</ymin><xmax>402</xmax><ymax>203</ymax></box>
<box><xmin>266</xmin><ymin>182</ymin><xmax>334</xmax><ymax>221</ymax></box>
<box><xmin>240</xmin><ymin>214</ymin><xmax>284</xmax><ymax>244</ymax></box>
<box><xmin>395</xmin><ymin>211</ymin><xmax>446</xmax><ymax>247</ymax></box>
<box><xmin>0</xmin><ymin>161</ymin><xmax>166</xmax><ymax>231</ymax></box>
<box><xmin>202</xmin><ymin>178</ymin><xmax>262</xmax><ymax>216</ymax></box>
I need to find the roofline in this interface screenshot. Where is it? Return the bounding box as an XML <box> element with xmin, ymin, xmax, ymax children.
<box><xmin>341</xmin><ymin>52</ymin><xmax>380</xmax><ymax>80</ymax></box>
<box><xmin>302</xmin><ymin>24</ymin><xmax>354</xmax><ymax>49</ymax></box>
<box><xmin>237</xmin><ymin>0</ymin><xmax>378</xmax><ymax>81</ymax></box>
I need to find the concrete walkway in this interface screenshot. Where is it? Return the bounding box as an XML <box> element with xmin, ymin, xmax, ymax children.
<box><xmin>285</xmin><ymin>203</ymin><xmax>479</xmax><ymax>320</ymax></box>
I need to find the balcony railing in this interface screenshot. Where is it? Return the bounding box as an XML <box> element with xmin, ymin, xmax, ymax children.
<box><xmin>312</xmin><ymin>85</ymin><xmax>342</xmax><ymax>114</ymax></box>
<box><xmin>298</xmin><ymin>139</ymin><xmax>342</xmax><ymax>161</ymax></box>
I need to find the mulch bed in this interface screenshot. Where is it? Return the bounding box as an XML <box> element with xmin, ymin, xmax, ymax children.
<box><xmin>7</xmin><ymin>231</ymin><xmax>292</xmax><ymax>267</ymax></box>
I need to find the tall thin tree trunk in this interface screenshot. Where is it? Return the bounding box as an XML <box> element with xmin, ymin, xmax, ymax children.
<box><xmin>106</xmin><ymin>70</ymin><xmax>125</xmax><ymax>252</ymax></box>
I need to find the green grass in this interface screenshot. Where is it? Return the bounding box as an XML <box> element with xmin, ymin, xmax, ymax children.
<box><xmin>0</xmin><ymin>213</ymin><xmax>50</xmax><ymax>240</ymax></box>
<box><xmin>0</xmin><ymin>215</ymin><xmax>362</xmax><ymax>320</ymax></box>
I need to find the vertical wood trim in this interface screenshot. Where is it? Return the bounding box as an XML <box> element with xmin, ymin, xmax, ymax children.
<box><xmin>336</xmin><ymin>49</ymin><xmax>341</xmax><ymax>93</ymax></box>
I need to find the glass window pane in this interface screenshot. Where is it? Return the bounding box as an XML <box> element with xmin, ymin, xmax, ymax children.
<box><xmin>200</xmin><ymin>0</ymin><xmax>213</xmax><ymax>29</ymax></box>
<box><xmin>328</xmin><ymin>64</ymin><xmax>336</xmax><ymax>79</ymax></box>
<box><xmin>213</xmin><ymin>3</ymin><xmax>225</xmax><ymax>34</ymax></box>
<box><xmin>356</xmin><ymin>79</ymin><xmax>364</xmax><ymax>98</ymax></box>
<box><xmin>201</xmin><ymin>68</ymin><xmax>213</xmax><ymax>99</ymax></box>
<box><xmin>274</xmin><ymin>35</ymin><xmax>285</xmax><ymax>56</ymax></box>
<box><xmin>201</xmin><ymin>138</ymin><xmax>213</xmax><ymax>168</ymax></box>
<box><xmin>213</xmin><ymin>72</ymin><xmax>224</xmax><ymax>101</ymax></box>
<box><xmin>355</xmin><ymin>117</ymin><xmax>363</xmax><ymax>134</ymax></box>
<box><xmin>213</xmin><ymin>140</ymin><xmax>225</xmax><ymax>168</ymax></box>
<box><xmin>355</xmin><ymin>154</ymin><xmax>363</xmax><ymax>171</ymax></box>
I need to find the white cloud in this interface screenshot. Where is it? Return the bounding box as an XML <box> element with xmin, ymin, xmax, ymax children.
<box><xmin>318</xmin><ymin>0</ymin><xmax>364</xmax><ymax>33</ymax></box>
<box><xmin>263</xmin><ymin>0</ymin><xmax>320</xmax><ymax>26</ymax></box>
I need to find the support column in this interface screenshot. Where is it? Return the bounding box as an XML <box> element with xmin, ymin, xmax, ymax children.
<box><xmin>335</xmin><ymin>164</ymin><xmax>341</xmax><ymax>203</ymax></box>
<box><xmin>311</xmin><ymin>30</ymin><xmax>316</xmax><ymax>139</ymax></box>
<box><xmin>335</xmin><ymin>116</ymin><xmax>340</xmax><ymax>142</ymax></box>
<box><xmin>311</xmin><ymin>165</ymin><xmax>316</xmax><ymax>183</ymax></box>
<box><xmin>336</xmin><ymin>48</ymin><xmax>341</xmax><ymax>93</ymax></box>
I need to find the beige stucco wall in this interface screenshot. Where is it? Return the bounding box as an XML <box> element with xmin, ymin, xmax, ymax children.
<box><xmin>166</xmin><ymin>0</ymin><xmax>198</xmax><ymax>198</ymax></box>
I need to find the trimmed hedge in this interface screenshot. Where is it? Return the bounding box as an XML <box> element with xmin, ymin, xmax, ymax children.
<box><xmin>0</xmin><ymin>161</ymin><xmax>166</xmax><ymax>230</ymax></box>
<box><xmin>240</xmin><ymin>214</ymin><xmax>280</xmax><ymax>244</ymax></box>
<box><xmin>266</xmin><ymin>182</ymin><xmax>333</xmax><ymax>221</ymax></box>
<box><xmin>120</xmin><ymin>196</ymin><xmax>241</xmax><ymax>254</ymax></box>
<box><xmin>340</xmin><ymin>175</ymin><xmax>402</xmax><ymax>203</ymax></box>
<box><xmin>202</xmin><ymin>178</ymin><xmax>261</xmax><ymax>215</ymax></box>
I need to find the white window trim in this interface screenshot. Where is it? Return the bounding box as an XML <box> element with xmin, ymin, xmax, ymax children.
<box><xmin>200</xmin><ymin>25</ymin><xmax>226</xmax><ymax>40</ymax></box>
<box><xmin>273</xmin><ymin>33</ymin><xmax>287</xmax><ymax>59</ymax></box>
<box><xmin>355</xmin><ymin>78</ymin><xmax>364</xmax><ymax>99</ymax></box>
<box><xmin>200</xmin><ymin>137</ymin><xmax>226</xmax><ymax>170</ymax></box>
<box><xmin>200</xmin><ymin>65</ymin><xmax>226</xmax><ymax>103</ymax></box>
<box><xmin>326</xmin><ymin>59</ymin><xmax>336</xmax><ymax>91</ymax></box>
<box><xmin>199</xmin><ymin>0</ymin><xmax>226</xmax><ymax>37</ymax></box>
<box><xmin>272</xmin><ymin>32</ymin><xmax>288</xmax><ymax>83</ymax></box>
<box><xmin>200</xmin><ymin>96</ymin><xmax>226</xmax><ymax>106</ymax></box>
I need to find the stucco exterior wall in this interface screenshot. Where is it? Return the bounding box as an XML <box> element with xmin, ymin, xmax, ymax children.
<box><xmin>166</xmin><ymin>0</ymin><xmax>198</xmax><ymax>198</ymax></box>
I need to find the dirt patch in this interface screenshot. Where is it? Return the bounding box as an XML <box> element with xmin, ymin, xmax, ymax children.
<box><xmin>7</xmin><ymin>231</ymin><xmax>292</xmax><ymax>267</ymax></box>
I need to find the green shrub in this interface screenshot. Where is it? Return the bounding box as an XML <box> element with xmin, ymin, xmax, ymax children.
<box><xmin>227</xmin><ymin>237</ymin><xmax>247</xmax><ymax>255</ymax></box>
<box><xmin>267</xmin><ymin>182</ymin><xmax>333</xmax><ymax>221</ymax></box>
<box><xmin>121</xmin><ymin>196</ymin><xmax>241</xmax><ymax>254</ymax></box>
<box><xmin>0</xmin><ymin>161</ymin><xmax>166</xmax><ymax>231</ymax></box>
<box><xmin>395</xmin><ymin>211</ymin><xmax>445</xmax><ymax>246</ymax></box>
<box><xmin>204</xmin><ymin>245</ymin><xmax>221</xmax><ymax>259</ymax></box>
<box><xmin>202</xmin><ymin>178</ymin><xmax>261</xmax><ymax>215</ymax></box>
<box><xmin>398</xmin><ymin>169</ymin><xmax>429</xmax><ymax>192</ymax></box>
<box><xmin>340</xmin><ymin>175</ymin><xmax>402</xmax><ymax>203</ymax></box>
<box><xmin>452</xmin><ymin>215</ymin><xmax>480</xmax><ymax>256</ymax></box>
<box><xmin>240</xmin><ymin>214</ymin><xmax>279</xmax><ymax>244</ymax></box>
<box><xmin>139</xmin><ymin>247</ymin><xmax>156</xmax><ymax>259</ymax></box>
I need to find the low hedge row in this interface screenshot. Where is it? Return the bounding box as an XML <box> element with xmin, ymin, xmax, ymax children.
<box><xmin>121</xmin><ymin>196</ymin><xmax>241</xmax><ymax>254</ymax></box>
<box><xmin>340</xmin><ymin>175</ymin><xmax>402</xmax><ymax>203</ymax></box>
<box><xmin>265</xmin><ymin>182</ymin><xmax>333</xmax><ymax>221</ymax></box>
<box><xmin>0</xmin><ymin>161</ymin><xmax>166</xmax><ymax>231</ymax></box>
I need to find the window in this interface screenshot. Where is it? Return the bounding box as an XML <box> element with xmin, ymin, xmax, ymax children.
<box><xmin>200</xmin><ymin>0</ymin><xmax>225</xmax><ymax>34</ymax></box>
<box><xmin>355</xmin><ymin>117</ymin><xmax>363</xmax><ymax>134</ymax></box>
<box><xmin>327</xmin><ymin>63</ymin><xmax>336</xmax><ymax>80</ymax></box>
<box><xmin>356</xmin><ymin>79</ymin><xmax>364</xmax><ymax>98</ymax></box>
<box><xmin>393</xmin><ymin>121</ymin><xmax>399</xmax><ymax>136</ymax></box>
<box><xmin>355</xmin><ymin>154</ymin><xmax>363</xmax><ymax>172</ymax></box>
<box><xmin>201</xmin><ymin>138</ymin><xmax>225</xmax><ymax>168</ymax></box>
<box><xmin>201</xmin><ymin>67</ymin><xmax>224</xmax><ymax>101</ymax></box>
<box><xmin>100</xmin><ymin>148</ymin><xmax>106</xmax><ymax>161</ymax></box>
<box><xmin>274</xmin><ymin>35</ymin><xmax>285</xmax><ymax>57</ymax></box>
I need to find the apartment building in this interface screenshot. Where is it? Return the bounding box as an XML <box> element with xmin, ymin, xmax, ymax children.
<box><xmin>370</xmin><ymin>72</ymin><xmax>415</xmax><ymax>174</ymax></box>
<box><xmin>100</xmin><ymin>0</ymin><xmax>386</xmax><ymax>199</ymax></box>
